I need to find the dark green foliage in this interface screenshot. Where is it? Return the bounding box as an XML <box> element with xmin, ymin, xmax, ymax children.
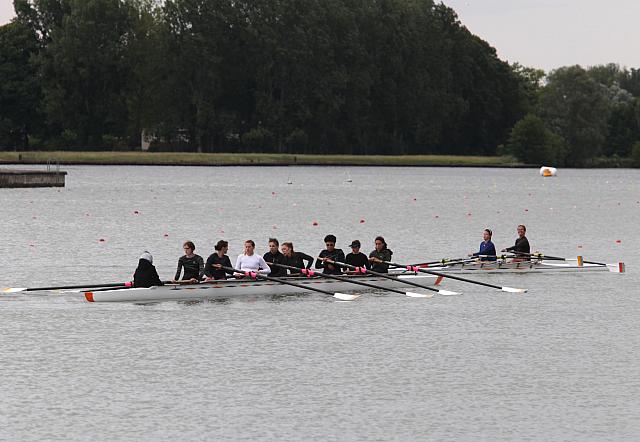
<box><xmin>538</xmin><ymin>66</ymin><xmax>611</xmax><ymax>166</ymax></box>
<box><xmin>0</xmin><ymin>1</ymin><xmax>548</xmax><ymax>154</ymax></box>
<box><xmin>506</xmin><ymin>114</ymin><xmax>566</xmax><ymax>165</ymax></box>
<box><xmin>0</xmin><ymin>20</ymin><xmax>42</xmax><ymax>149</ymax></box>
<box><xmin>632</xmin><ymin>142</ymin><xmax>640</xmax><ymax>167</ymax></box>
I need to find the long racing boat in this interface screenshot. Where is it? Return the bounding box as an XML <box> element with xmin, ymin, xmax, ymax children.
<box><xmin>84</xmin><ymin>271</ymin><xmax>443</xmax><ymax>303</ymax></box>
<box><xmin>424</xmin><ymin>259</ymin><xmax>625</xmax><ymax>274</ymax></box>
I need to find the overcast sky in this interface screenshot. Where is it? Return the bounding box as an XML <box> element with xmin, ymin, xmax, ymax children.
<box><xmin>1</xmin><ymin>0</ymin><xmax>639</xmax><ymax>72</ymax></box>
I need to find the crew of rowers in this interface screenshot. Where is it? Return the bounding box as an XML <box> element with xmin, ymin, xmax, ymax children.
<box><xmin>133</xmin><ymin>225</ymin><xmax>531</xmax><ymax>287</ymax></box>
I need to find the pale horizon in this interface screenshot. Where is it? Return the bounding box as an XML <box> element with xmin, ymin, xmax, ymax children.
<box><xmin>1</xmin><ymin>1</ymin><xmax>639</xmax><ymax>72</ymax></box>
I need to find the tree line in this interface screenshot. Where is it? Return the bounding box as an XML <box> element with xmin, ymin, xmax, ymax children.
<box><xmin>1</xmin><ymin>0</ymin><xmax>639</xmax><ymax>166</ymax></box>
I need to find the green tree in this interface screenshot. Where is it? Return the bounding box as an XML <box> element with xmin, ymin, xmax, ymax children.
<box><xmin>0</xmin><ymin>21</ymin><xmax>42</xmax><ymax>150</ymax></box>
<box><xmin>538</xmin><ymin>66</ymin><xmax>610</xmax><ymax>165</ymax></box>
<box><xmin>506</xmin><ymin>114</ymin><xmax>566</xmax><ymax>165</ymax></box>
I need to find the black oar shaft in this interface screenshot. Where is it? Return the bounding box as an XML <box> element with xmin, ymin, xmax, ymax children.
<box><xmin>25</xmin><ymin>282</ymin><xmax>132</xmax><ymax>291</ymax></box>
<box><xmin>219</xmin><ymin>266</ymin><xmax>338</xmax><ymax>297</ymax></box>
<box><xmin>388</xmin><ymin>262</ymin><xmax>506</xmax><ymax>291</ymax></box>
<box><xmin>525</xmin><ymin>252</ymin><xmax>607</xmax><ymax>266</ymax></box>
<box><xmin>324</xmin><ymin>259</ymin><xmax>439</xmax><ymax>293</ymax></box>
<box><xmin>268</xmin><ymin>262</ymin><xmax>410</xmax><ymax>295</ymax></box>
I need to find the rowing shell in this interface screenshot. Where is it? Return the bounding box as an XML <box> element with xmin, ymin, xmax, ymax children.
<box><xmin>84</xmin><ymin>272</ymin><xmax>443</xmax><ymax>303</ymax></box>
<box><xmin>426</xmin><ymin>260</ymin><xmax>625</xmax><ymax>274</ymax></box>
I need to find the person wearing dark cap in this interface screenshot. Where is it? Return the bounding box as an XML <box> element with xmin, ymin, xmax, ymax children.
<box><xmin>315</xmin><ymin>234</ymin><xmax>346</xmax><ymax>275</ymax></box>
<box><xmin>133</xmin><ymin>251</ymin><xmax>164</xmax><ymax>287</ymax></box>
<box><xmin>344</xmin><ymin>240</ymin><xmax>370</xmax><ymax>272</ymax></box>
<box><xmin>369</xmin><ymin>236</ymin><xmax>393</xmax><ymax>273</ymax></box>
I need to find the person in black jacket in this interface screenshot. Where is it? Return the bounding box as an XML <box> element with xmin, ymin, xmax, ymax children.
<box><xmin>344</xmin><ymin>240</ymin><xmax>370</xmax><ymax>273</ymax></box>
<box><xmin>133</xmin><ymin>251</ymin><xmax>163</xmax><ymax>287</ymax></box>
<box><xmin>173</xmin><ymin>241</ymin><xmax>204</xmax><ymax>282</ymax></box>
<box><xmin>368</xmin><ymin>236</ymin><xmax>393</xmax><ymax>273</ymax></box>
<box><xmin>315</xmin><ymin>234</ymin><xmax>345</xmax><ymax>275</ymax></box>
<box><xmin>501</xmin><ymin>224</ymin><xmax>531</xmax><ymax>259</ymax></box>
<box><xmin>263</xmin><ymin>238</ymin><xmax>287</xmax><ymax>277</ymax></box>
<box><xmin>204</xmin><ymin>240</ymin><xmax>234</xmax><ymax>280</ymax></box>
<box><xmin>280</xmin><ymin>242</ymin><xmax>314</xmax><ymax>275</ymax></box>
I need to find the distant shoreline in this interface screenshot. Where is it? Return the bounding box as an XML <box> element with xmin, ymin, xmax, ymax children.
<box><xmin>0</xmin><ymin>151</ymin><xmax>528</xmax><ymax>167</ymax></box>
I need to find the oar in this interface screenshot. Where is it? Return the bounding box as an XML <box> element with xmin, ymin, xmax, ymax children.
<box><xmin>525</xmin><ymin>252</ymin><xmax>625</xmax><ymax>273</ymax></box>
<box><xmin>322</xmin><ymin>258</ymin><xmax>461</xmax><ymax>296</ymax></box>
<box><xmin>267</xmin><ymin>262</ymin><xmax>433</xmax><ymax>298</ymax></box>
<box><xmin>3</xmin><ymin>281</ymin><xmax>134</xmax><ymax>294</ymax></box>
<box><xmin>410</xmin><ymin>257</ymin><xmax>476</xmax><ymax>267</ymax></box>
<box><xmin>387</xmin><ymin>261</ymin><xmax>527</xmax><ymax>293</ymax></box>
<box><xmin>219</xmin><ymin>266</ymin><xmax>360</xmax><ymax>301</ymax></box>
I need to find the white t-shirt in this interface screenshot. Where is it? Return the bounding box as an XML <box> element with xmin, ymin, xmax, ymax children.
<box><xmin>235</xmin><ymin>253</ymin><xmax>271</xmax><ymax>275</ymax></box>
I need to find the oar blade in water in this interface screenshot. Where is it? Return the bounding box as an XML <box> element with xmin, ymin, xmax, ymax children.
<box><xmin>2</xmin><ymin>287</ymin><xmax>27</xmax><ymax>293</ymax></box>
<box><xmin>334</xmin><ymin>292</ymin><xmax>360</xmax><ymax>301</ymax></box>
<box><xmin>405</xmin><ymin>291</ymin><xmax>434</xmax><ymax>298</ymax></box>
<box><xmin>438</xmin><ymin>289</ymin><xmax>461</xmax><ymax>296</ymax></box>
<box><xmin>502</xmin><ymin>286</ymin><xmax>527</xmax><ymax>293</ymax></box>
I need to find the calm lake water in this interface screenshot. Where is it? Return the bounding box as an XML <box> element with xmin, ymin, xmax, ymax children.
<box><xmin>1</xmin><ymin>165</ymin><xmax>639</xmax><ymax>441</ymax></box>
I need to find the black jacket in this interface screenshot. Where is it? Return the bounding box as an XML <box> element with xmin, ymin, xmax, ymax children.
<box><xmin>505</xmin><ymin>236</ymin><xmax>530</xmax><ymax>256</ymax></box>
<box><xmin>263</xmin><ymin>251</ymin><xmax>287</xmax><ymax>277</ymax></box>
<box><xmin>315</xmin><ymin>249</ymin><xmax>346</xmax><ymax>274</ymax></box>
<box><xmin>133</xmin><ymin>259</ymin><xmax>163</xmax><ymax>288</ymax></box>
<box><xmin>204</xmin><ymin>253</ymin><xmax>233</xmax><ymax>280</ymax></box>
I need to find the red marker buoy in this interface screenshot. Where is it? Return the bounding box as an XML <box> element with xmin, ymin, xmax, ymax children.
<box><xmin>360</xmin><ymin>219</ymin><xmax>365</xmax><ymax>223</ymax></box>
<box><xmin>163</xmin><ymin>233</ymin><xmax>169</xmax><ymax>237</ymax></box>
<box><xmin>312</xmin><ymin>221</ymin><xmax>318</xmax><ymax>226</ymax></box>
<box><xmin>524</xmin><ymin>208</ymin><xmax>529</xmax><ymax>212</ymax></box>
<box><xmin>616</xmin><ymin>240</ymin><xmax>622</xmax><ymax>244</ymax></box>
<box><xmin>99</xmin><ymin>238</ymin><xmax>105</xmax><ymax>242</ymax></box>
<box><xmin>134</xmin><ymin>210</ymin><xmax>139</xmax><ymax>215</ymax></box>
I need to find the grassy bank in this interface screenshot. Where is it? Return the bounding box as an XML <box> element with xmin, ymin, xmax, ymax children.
<box><xmin>0</xmin><ymin>151</ymin><xmax>523</xmax><ymax>167</ymax></box>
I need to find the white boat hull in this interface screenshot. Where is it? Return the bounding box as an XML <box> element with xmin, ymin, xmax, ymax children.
<box><xmin>427</xmin><ymin>260</ymin><xmax>624</xmax><ymax>274</ymax></box>
<box><xmin>84</xmin><ymin>272</ymin><xmax>442</xmax><ymax>303</ymax></box>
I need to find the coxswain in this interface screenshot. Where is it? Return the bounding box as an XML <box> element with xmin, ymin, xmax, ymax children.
<box><xmin>234</xmin><ymin>239</ymin><xmax>271</xmax><ymax>277</ymax></box>
<box><xmin>469</xmin><ymin>229</ymin><xmax>497</xmax><ymax>261</ymax></box>
<box><xmin>204</xmin><ymin>240</ymin><xmax>234</xmax><ymax>280</ymax></box>
<box><xmin>133</xmin><ymin>251</ymin><xmax>163</xmax><ymax>287</ymax></box>
<box><xmin>315</xmin><ymin>234</ymin><xmax>346</xmax><ymax>275</ymax></box>
<box><xmin>173</xmin><ymin>241</ymin><xmax>204</xmax><ymax>283</ymax></box>
<box><xmin>263</xmin><ymin>238</ymin><xmax>287</xmax><ymax>277</ymax></box>
<box><xmin>344</xmin><ymin>240</ymin><xmax>370</xmax><ymax>273</ymax></box>
<box><xmin>368</xmin><ymin>236</ymin><xmax>393</xmax><ymax>273</ymax></box>
<box><xmin>280</xmin><ymin>242</ymin><xmax>314</xmax><ymax>275</ymax></box>
<box><xmin>501</xmin><ymin>224</ymin><xmax>531</xmax><ymax>259</ymax></box>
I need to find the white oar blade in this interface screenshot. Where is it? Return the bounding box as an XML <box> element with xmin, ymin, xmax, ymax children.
<box><xmin>2</xmin><ymin>287</ymin><xmax>27</xmax><ymax>293</ymax></box>
<box><xmin>334</xmin><ymin>292</ymin><xmax>360</xmax><ymax>301</ymax></box>
<box><xmin>405</xmin><ymin>291</ymin><xmax>434</xmax><ymax>298</ymax></box>
<box><xmin>438</xmin><ymin>289</ymin><xmax>461</xmax><ymax>296</ymax></box>
<box><xmin>502</xmin><ymin>286</ymin><xmax>527</xmax><ymax>293</ymax></box>
<box><xmin>607</xmin><ymin>263</ymin><xmax>625</xmax><ymax>273</ymax></box>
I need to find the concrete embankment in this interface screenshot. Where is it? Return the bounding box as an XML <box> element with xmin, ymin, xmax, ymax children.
<box><xmin>0</xmin><ymin>169</ymin><xmax>67</xmax><ymax>188</ymax></box>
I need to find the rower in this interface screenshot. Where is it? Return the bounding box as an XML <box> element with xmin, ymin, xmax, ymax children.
<box><xmin>263</xmin><ymin>238</ymin><xmax>287</xmax><ymax>277</ymax></box>
<box><xmin>368</xmin><ymin>236</ymin><xmax>393</xmax><ymax>273</ymax></box>
<box><xmin>173</xmin><ymin>241</ymin><xmax>205</xmax><ymax>283</ymax></box>
<box><xmin>280</xmin><ymin>242</ymin><xmax>314</xmax><ymax>275</ymax></box>
<box><xmin>315</xmin><ymin>234</ymin><xmax>346</xmax><ymax>275</ymax></box>
<box><xmin>133</xmin><ymin>251</ymin><xmax>163</xmax><ymax>288</ymax></box>
<box><xmin>204</xmin><ymin>240</ymin><xmax>234</xmax><ymax>281</ymax></box>
<box><xmin>501</xmin><ymin>224</ymin><xmax>531</xmax><ymax>259</ymax></box>
<box><xmin>344</xmin><ymin>240</ymin><xmax>370</xmax><ymax>273</ymax></box>
<box><xmin>469</xmin><ymin>229</ymin><xmax>497</xmax><ymax>261</ymax></box>
<box><xmin>234</xmin><ymin>239</ymin><xmax>271</xmax><ymax>278</ymax></box>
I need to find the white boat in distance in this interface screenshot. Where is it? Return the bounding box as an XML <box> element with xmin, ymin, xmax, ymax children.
<box><xmin>425</xmin><ymin>259</ymin><xmax>625</xmax><ymax>274</ymax></box>
<box><xmin>84</xmin><ymin>271</ymin><xmax>442</xmax><ymax>303</ymax></box>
